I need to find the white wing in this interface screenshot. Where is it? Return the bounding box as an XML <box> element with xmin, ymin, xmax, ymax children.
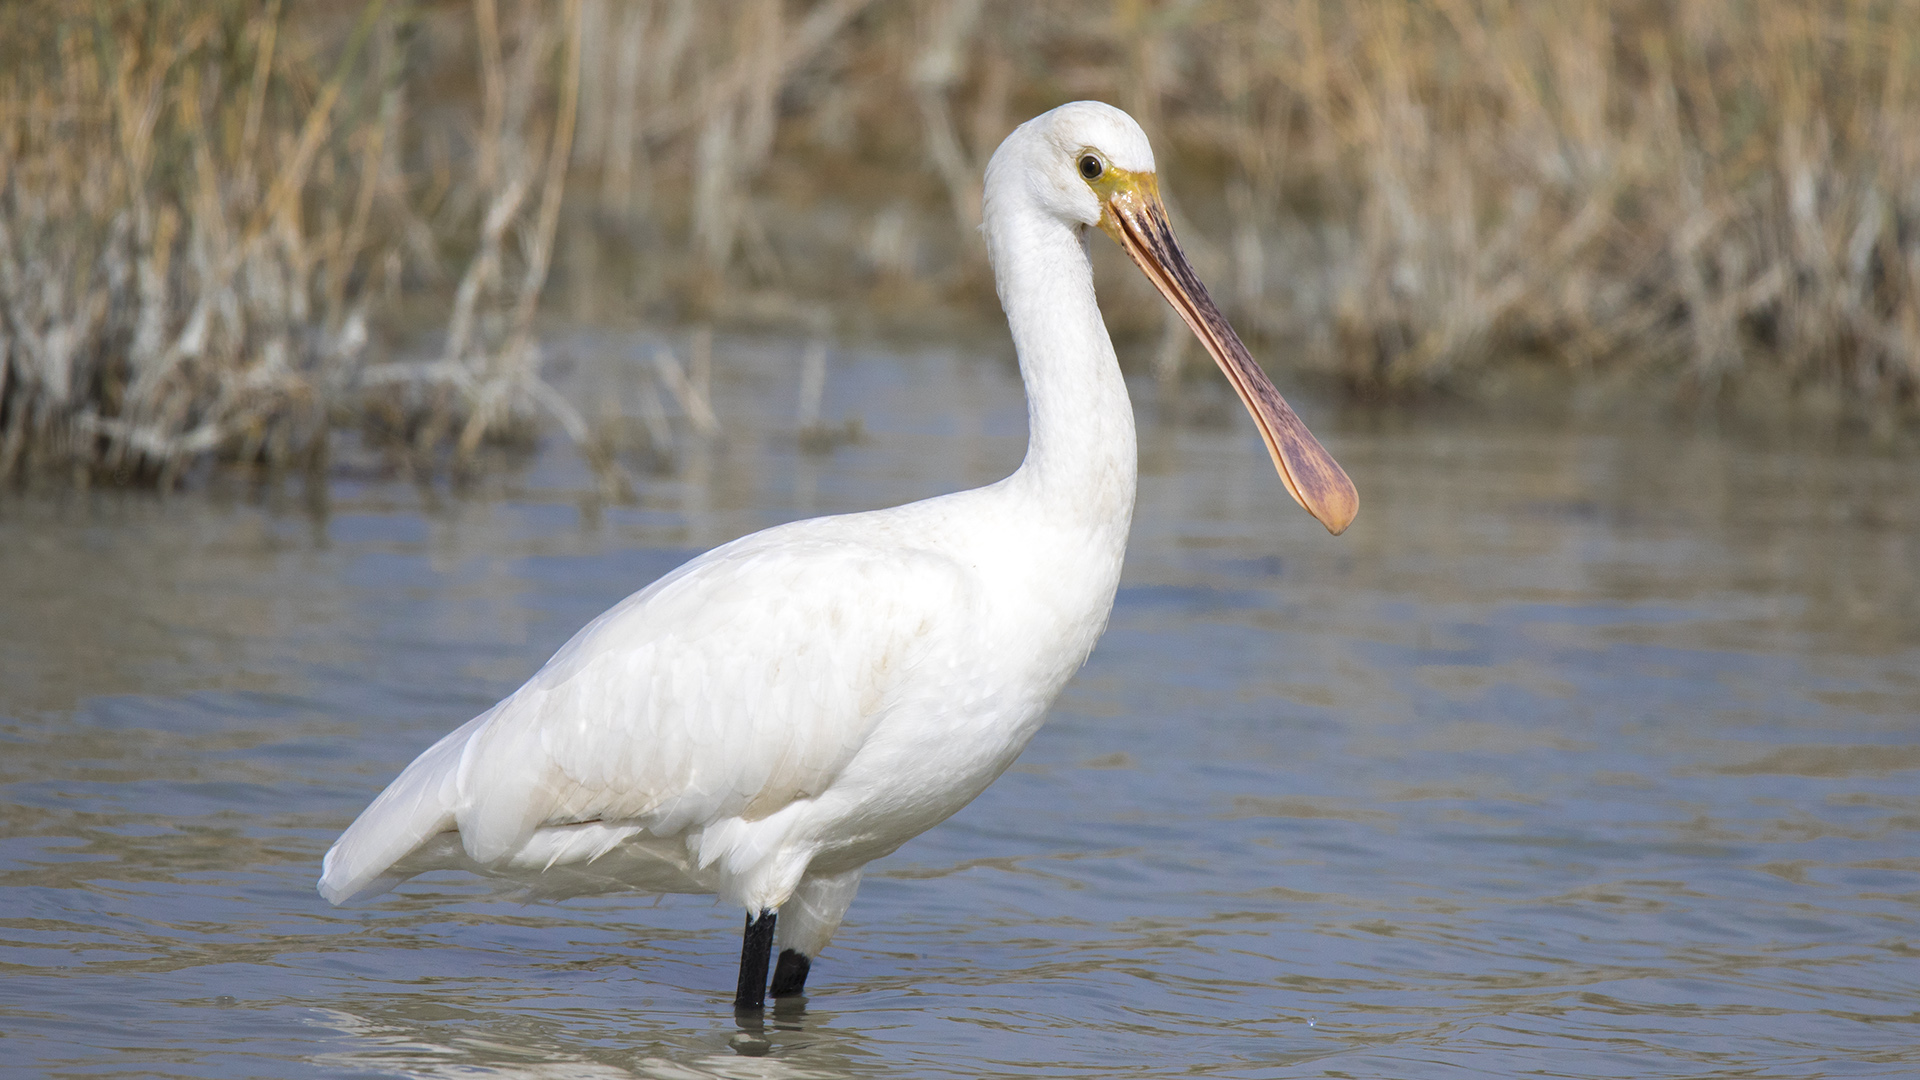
<box><xmin>319</xmin><ymin>513</ymin><xmax>977</xmax><ymax>904</ymax></box>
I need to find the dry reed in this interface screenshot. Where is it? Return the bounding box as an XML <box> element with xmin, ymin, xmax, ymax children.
<box><xmin>556</xmin><ymin>0</ymin><xmax>1920</xmax><ymax>418</ymax></box>
<box><xmin>0</xmin><ymin>1</ymin><xmax>401</xmax><ymax>485</ymax></box>
<box><xmin>6</xmin><ymin>1</ymin><xmax>1917</xmax><ymax>492</ymax></box>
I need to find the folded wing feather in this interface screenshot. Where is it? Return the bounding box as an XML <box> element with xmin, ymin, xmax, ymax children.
<box><xmin>319</xmin><ymin>518</ymin><xmax>974</xmax><ymax>905</ymax></box>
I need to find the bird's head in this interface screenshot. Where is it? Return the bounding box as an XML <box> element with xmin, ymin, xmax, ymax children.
<box><xmin>988</xmin><ymin>102</ymin><xmax>1358</xmax><ymax>537</ymax></box>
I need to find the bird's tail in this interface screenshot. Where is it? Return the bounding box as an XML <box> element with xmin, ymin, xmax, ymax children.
<box><xmin>317</xmin><ymin>711</ymin><xmax>490</xmax><ymax>905</ymax></box>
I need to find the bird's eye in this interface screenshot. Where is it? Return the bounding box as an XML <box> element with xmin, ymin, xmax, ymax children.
<box><xmin>1078</xmin><ymin>154</ymin><xmax>1103</xmax><ymax>180</ymax></box>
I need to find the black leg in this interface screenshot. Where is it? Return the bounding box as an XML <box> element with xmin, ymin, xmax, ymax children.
<box><xmin>770</xmin><ymin>948</ymin><xmax>811</xmax><ymax>998</ymax></box>
<box><xmin>733</xmin><ymin>910</ymin><xmax>777</xmax><ymax>1011</ymax></box>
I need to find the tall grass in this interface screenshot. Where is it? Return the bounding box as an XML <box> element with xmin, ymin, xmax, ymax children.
<box><xmin>0</xmin><ymin>1</ymin><xmax>400</xmax><ymax>485</ymax></box>
<box><xmin>1241</xmin><ymin>1</ymin><xmax>1920</xmax><ymax>412</ymax></box>
<box><xmin>557</xmin><ymin>0</ymin><xmax>1920</xmax><ymax>416</ymax></box>
<box><xmin>5</xmin><ymin>1</ymin><xmax>1916</xmax><ymax>490</ymax></box>
<box><xmin>359</xmin><ymin>0</ymin><xmax>593</xmax><ymax>466</ymax></box>
<box><xmin>0</xmin><ymin>0</ymin><xmax>597</xmax><ymax>487</ymax></box>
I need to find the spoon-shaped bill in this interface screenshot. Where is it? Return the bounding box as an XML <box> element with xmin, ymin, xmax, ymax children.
<box><xmin>1097</xmin><ymin>174</ymin><xmax>1358</xmax><ymax>536</ymax></box>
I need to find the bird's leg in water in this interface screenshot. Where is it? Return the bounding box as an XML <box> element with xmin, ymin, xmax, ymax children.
<box><xmin>734</xmin><ymin>910</ymin><xmax>777</xmax><ymax>1010</ymax></box>
<box><xmin>770</xmin><ymin>949</ymin><xmax>810</xmax><ymax>997</ymax></box>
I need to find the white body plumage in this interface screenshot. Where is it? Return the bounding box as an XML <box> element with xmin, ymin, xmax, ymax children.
<box><xmin>321</xmin><ymin>103</ymin><xmax>1143</xmax><ymax>962</ymax></box>
<box><xmin>318</xmin><ymin>102</ymin><xmax>1354</xmax><ymax>991</ymax></box>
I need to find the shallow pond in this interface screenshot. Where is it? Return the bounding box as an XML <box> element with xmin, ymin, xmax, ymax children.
<box><xmin>3</xmin><ymin>333</ymin><xmax>1918</xmax><ymax>1078</ymax></box>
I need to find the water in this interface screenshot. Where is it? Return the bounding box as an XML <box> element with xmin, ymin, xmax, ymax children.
<box><xmin>3</xmin><ymin>334</ymin><xmax>1917</xmax><ymax>1078</ymax></box>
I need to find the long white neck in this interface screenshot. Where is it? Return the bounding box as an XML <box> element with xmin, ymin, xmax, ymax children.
<box><xmin>989</xmin><ymin>205</ymin><xmax>1138</xmax><ymax>537</ymax></box>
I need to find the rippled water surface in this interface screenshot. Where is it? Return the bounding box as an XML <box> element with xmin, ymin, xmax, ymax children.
<box><xmin>4</xmin><ymin>335</ymin><xmax>1918</xmax><ymax>1078</ymax></box>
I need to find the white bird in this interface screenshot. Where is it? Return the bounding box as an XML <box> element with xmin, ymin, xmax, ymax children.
<box><xmin>318</xmin><ymin>101</ymin><xmax>1356</xmax><ymax>1010</ymax></box>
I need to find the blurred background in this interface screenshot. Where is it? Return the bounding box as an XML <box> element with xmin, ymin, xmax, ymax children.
<box><xmin>3</xmin><ymin>0</ymin><xmax>1920</xmax><ymax>484</ymax></box>
<box><xmin>4</xmin><ymin>3</ymin><xmax>1919</xmax><ymax>1078</ymax></box>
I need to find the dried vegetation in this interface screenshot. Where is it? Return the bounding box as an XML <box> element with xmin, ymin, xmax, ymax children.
<box><xmin>0</xmin><ymin>1</ymin><xmax>397</xmax><ymax>485</ymax></box>
<box><xmin>0</xmin><ymin>0</ymin><xmax>599</xmax><ymax>487</ymax></box>
<box><xmin>4</xmin><ymin>1</ymin><xmax>1918</xmax><ymax>489</ymax></box>
<box><xmin>558</xmin><ymin>0</ymin><xmax>1920</xmax><ymax>419</ymax></box>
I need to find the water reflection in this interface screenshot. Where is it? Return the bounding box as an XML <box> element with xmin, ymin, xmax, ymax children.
<box><xmin>314</xmin><ymin>998</ymin><xmax>877</xmax><ymax>1078</ymax></box>
<box><xmin>2</xmin><ymin>334</ymin><xmax>1917</xmax><ymax>1077</ymax></box>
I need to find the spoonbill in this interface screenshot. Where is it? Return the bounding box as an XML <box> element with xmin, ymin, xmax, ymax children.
<box><xmin>318</xmin><ymin>101</ymin><xmax>1356</xmax><ymax>1010</ymax></box>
